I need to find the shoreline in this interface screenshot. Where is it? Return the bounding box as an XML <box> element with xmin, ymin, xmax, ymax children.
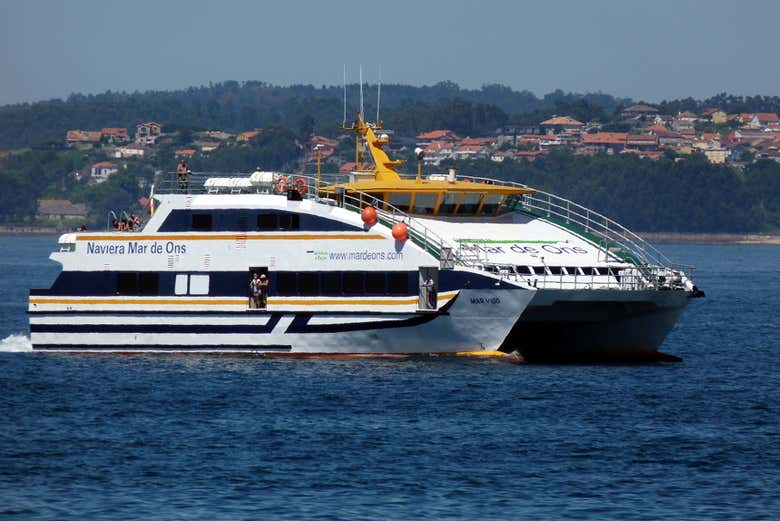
<box><xmin>1</xmin><ymin>226</ymin><xmax>779</xmax><ymax>244</ymax></box>
<box><xmin>638</xmin><ymin>232</ymin><xmax>780</xmax><ymax>245</ymax></box>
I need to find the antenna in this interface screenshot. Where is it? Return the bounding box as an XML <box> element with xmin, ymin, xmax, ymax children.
<box><xmin>359</xmin><ymin>65</ymin><xmax>364</xmax><ymax>119</ymax></box>
<box><xmin>376</xmin><ymin>65</ymin><xmax>382</xmax><ymax>124</ymax></box>
<box><xmin>342</xmin><ymin>64</ymin><xmax>347</xmax><ymax>127</ymax></box>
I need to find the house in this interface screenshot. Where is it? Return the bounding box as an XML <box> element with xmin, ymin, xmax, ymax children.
<box><xmin>539</xmin><ymin>116</ymin><xmax>585</xmax><ymax>134</ymax></box>
<box><xmin>193</xmin><ymin>141</ymin><xmax>220</xmax><ymax>154</ymax></box>
<box><xmin>580</xmin><ymin>132</ymin><xmax>628</xmax><ymax>154</ymax></box>
<box><xmin>114</xmin><ymin>143</ymin><xmax>146</xmax><ymax>158</ymax></box>
<box><xmin>416</xmin><ymin>130</ymin><xmax>459</xmax><ymax>147</ymax></box>
<box><xmin>175</xmin><ymin>149</ymin><xmax>197</xmax><ymax>159</ymax></box>
<box><xmin>750</xmin><ymin>113</ymin><xmax>780</xmax><ymax>128</ymax></box>
<box><xmin>36</xmin><ymin>199</ymin><xmax>88</xmax><ymax>221</ymax></box>
<box><xmin>701</xmin><ymin>109</ymin><xmax>727</xmax><ymax>124</ymax></box>
<box><xmin>621</xmin><ymin>104</ymin><xmax>659</xmax><ymax>124</ymax></box>
<box><xmin>626</xmin><ymin>134</ymin><xmax>659</xmax><ymax>151</ymax></box>
<box><xmin>135</xmin><ymin>122</ymin><xmax>162</xmax><ymax>144</ymax></box>
<box><xmin>101</xmin><ymin>128</ymin><xmax>129</xmax><ymax>143</ymax></box>
<box><xmin>237</xmin><ymin>129</ymin><xmax>263</xmax><ymax>142</ymax></box>
<box><xmin>66</xmin><ymin>130</ymin><xmax>102</xmax><ymax>146</ymax></box>
<box><xmin>90</xmin><ymin>161</ymin><xmax>119</xmax><ymax>182</ymax></box>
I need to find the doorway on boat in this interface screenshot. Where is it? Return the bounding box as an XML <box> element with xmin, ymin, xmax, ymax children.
<box><xmin>418</xmin><ymin>267</ymin><xmax>438</xmax><ymax>311</ymax></box>
<box><xmin>248</xmin><ymin>266</ymin><xmax>269</xmax><ymax>310</ymax></box>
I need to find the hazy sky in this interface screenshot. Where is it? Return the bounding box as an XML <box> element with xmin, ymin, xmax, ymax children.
<box><xmin>1</xmin><ymin>0</ymin><xmax>778</xmax><ymax>106</ymax></box>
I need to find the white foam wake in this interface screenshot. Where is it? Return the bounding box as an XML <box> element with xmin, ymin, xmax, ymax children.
<box><xmin>0</xmin><ymin>334</ymin><xmax>33</xmax><ymax>352</ymax></box>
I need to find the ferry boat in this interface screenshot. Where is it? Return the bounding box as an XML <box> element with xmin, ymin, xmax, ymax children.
<box><xmin>28</xmin><ymin>113</ymin><xmax>702</xmax><ymax>360</ymax></box>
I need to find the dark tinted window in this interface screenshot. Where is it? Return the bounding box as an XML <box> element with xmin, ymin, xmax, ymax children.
<box><xmin>192</xmin><ymin>214</ymin><xmax>212</xmax><ymax>230</ymax></box>
<box><xmin>298</xmin><ymin>272</ymin><xmax>318</xmax><ymax>295</ymax></box>
<box><xmin>342</xmin><ymin>272</ymin><xmax>363</xmax><ymax>293</ymax></box>
<box><xmin>117</xmin><ymin>273</ymin><xmax>137</xmax><ymax>294</ymax></box>
<box><xmin>277</xmin><ymin>272</ymin><xmax>297</xmax><ymax>295</ymax></box>
<box><xmin>257</xmin><ymin>213</ymin><xmax>277</xmax><ymax>230</ymax></box>
<box><xmin>321</xmin><ymin>272</ymin><xmax>341</xmax><ymax>295</ymax></box>
<box><xmin>387</xmin><ymin>272</ymin><xmax>408</xmax><ymax>295</ymax></box>
<box><xmin>365</xmin><ymin>272</ymin><xmax>385</xmax><ymax>294</ymax></box>
<box><xmin>138</xmin><ymin>273</ymin><xmax>159</xmax><ymax>295</ymax></box>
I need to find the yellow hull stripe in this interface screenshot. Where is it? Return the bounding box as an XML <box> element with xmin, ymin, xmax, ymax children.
<box><xmin>75</xmin><ymin>233</ymin><xmax>385</xmax><ymax>241</ymax></box>
<box><xmin>30</xmin><ymin>294</ymin><xmax>455</xmax><ymax>306</ymax></box>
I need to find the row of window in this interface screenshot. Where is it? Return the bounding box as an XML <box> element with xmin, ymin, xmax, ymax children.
<box><xmin>113</xmin><ymin>271</ymin><xmax>414</xmax><ymax>297</ymax></box>
<box><xmin>370</xmin><ymin>191</ymin><xmax>512</xmax><ymax>217</ymax></box>
<box><xmin>275</xmin><ymin>271</ymin><xmax>410</xmax><ymax>296</ymax></box>
<box><xmin>160</xmin><ymin>209</ymin><xmax>356</xmax><ymax>232</ymax></box>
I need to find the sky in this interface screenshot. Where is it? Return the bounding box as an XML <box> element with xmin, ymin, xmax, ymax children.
<box><xmin>1</xmin><ymin>0</ymin><xmax>778</xmax><ymax>106</ymax></box>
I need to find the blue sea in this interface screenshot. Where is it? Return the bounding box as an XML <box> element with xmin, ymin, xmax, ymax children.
<box><xmin>1</xmin><ymin>235</ymin><xmax>778</xmax><ymax>520</ymax></box>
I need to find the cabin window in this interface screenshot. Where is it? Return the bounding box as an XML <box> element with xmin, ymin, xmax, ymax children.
<box><xmin>480</xmin><ymin>194</ymin><xmax>503</xmax><ymax>215</ymax></box>
<box><xmin>138</xmin><ymin>273</ymin><xmax>159</xmax><ymax>295</ymax></box>
<box><xmin>192</xmin><ymin>214</ymin><xmax>212</xmax><ymax>230</ymax></box>
<box><xmin>277</xmin><ymin>272</ymin><xmax>297</xmax><ymax>294</ymax></box>
<box><xmin>387</xmin><ymin>272</ymin><xmax>409</xmax><ymax>295</ymax></box>
<box><xmin>411</xmin><ymin>193</ymin><xmax>437</xmax><ymax>215</ymax></box>
<box><xmin>117</xmin><ymin>273</ymin><xmax>137</xmax><ymax>294</ymax></box>
<box><xmin>365</xmin><ymin>272</ymin><xmax>385</xmax><ymax>294</ymax></box>
<box><xmin>298</xmin><ymin>272</ymin><xmax>319</xmax><ymax>295</ymax></box>
<box><xmin>189</xmin><ymin>275</ymin><xmax>210</xmax><ymax>295</ymax></box>
<box><xmin>257</xmin><ymin>212</ymin><xmax>300</xmax><ymax>231</ymax></box>
<box><xmin>387</xmin><ymin>193</ymin><xmax>411</xmax><ymax>212</ymax></box>
<box><xmin>438</xmin><ymin>193</ymin><xmax>460</xmax><ymax>215</ymax></box>
<box><xmin>458</xmin><ymin>193</ymin><xmax>484</xmax><ymax>215</ymax></box>
<box><xmin>342</xmin><ymin>272</ymin><xmax>364</xmax><ymax>293</ymax></box>
<box><xmin>321</xmin><ymin>272</ymin><xmax>341</xmax><ymax>295</ymax></box>
<box><xmin>174</xmin><ymin>274</ymin><xmax>188</xmax><ymax>295</ymax></box>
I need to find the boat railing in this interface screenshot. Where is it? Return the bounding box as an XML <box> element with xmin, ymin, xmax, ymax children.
<box><xmin>481</xmin><ymin>263</ymin><xmax>689</xmax><ymax>291</ymax></box>
<box><xmin>456</xmin><ymin>174</ymin><xmax>694</xmax><ymax>278</ymax></box>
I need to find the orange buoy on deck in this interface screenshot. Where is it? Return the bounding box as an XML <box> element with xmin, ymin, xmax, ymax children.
<box><xmin>391</xmin><ymin>222</ymin><xmax>408</xmax><ymax>241</ymax></box>
<box><xmin>361</xmin><ymin>206</ymin><xmax>377</xmax><ymax>226</ymax></box>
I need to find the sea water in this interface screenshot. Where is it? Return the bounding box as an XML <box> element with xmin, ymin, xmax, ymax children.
<box><xmin>1</xmin><ymin>235</ymin><xmax>778</xmax><ymax>520</ymax></box>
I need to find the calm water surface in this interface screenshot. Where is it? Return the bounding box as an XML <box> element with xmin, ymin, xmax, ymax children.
<box><xmin>1</xmin><ymin>236</ymin><xmax>778</xmax><ymax>520</ymax></box>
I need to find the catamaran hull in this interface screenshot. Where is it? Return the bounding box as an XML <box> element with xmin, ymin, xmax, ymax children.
<box><xmin>501</xmin><ymin>289</ymin><xmax>690</xmax><ymax>361</ymax></box>
<box><xmin>29</xmin><ymin>289</ymin><xmax>535</xmax><ymax>354</ymax></box>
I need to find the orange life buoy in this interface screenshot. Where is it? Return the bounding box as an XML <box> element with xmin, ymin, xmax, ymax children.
<box><xmin>275</xmin><ymin>176</ymin><xmax>290</xmax><ymax>193</ymax></box>
<box><xmin>293</xmin><ymin>177</ymin><xmax>308</xmax><ymax>195</ymax></box>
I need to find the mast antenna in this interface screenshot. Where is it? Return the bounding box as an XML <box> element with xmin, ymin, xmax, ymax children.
<box><xmin>342</xmin><ymin>64</ymin><xmax>347</xmax><ymax>127</ymax></box>
<box><xmin>376</xmin><ymin>65</ymin><xmax>382</xmax><ymax>124</ymax></box>
<box><xmin>359</xmin><ymin>65</ymin><xmax>364</xmax><ymax>120</ymax></box>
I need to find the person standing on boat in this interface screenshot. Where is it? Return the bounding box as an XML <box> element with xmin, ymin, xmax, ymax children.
<box><xmin>177</xmin><ymin>159</ymin><xmax>189</xmax><ymax>191</ymax></box>
<box><xmin>258</xmin><ymin>274</ymin><xmax>269</xmax><ymax>309</ymax></box>
<box><xmin>249</xmin><ymin>272</ymin><xmax>262</xmax><ymax>308</ymax></box>
<box><xmin>422</xmin><ymin>274</ymin><xmax>436</xmax><ymax>309</ymax></box>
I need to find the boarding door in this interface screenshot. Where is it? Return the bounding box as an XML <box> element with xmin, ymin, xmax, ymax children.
<box><xmin>418</xmin><ymin>267</ymin><xmax>438</xmax><ymax>311</ymax></box>
<box><xmin>248</xmin><ymin>266</ymin><xmax>269</xmax><ymax>310</ymax></box>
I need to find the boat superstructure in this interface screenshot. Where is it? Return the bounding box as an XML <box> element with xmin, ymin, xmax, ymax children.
<box><xmin>29</xmin><ymin>113</ymin><xmax>702</xmax><ymax>359</ymax></box>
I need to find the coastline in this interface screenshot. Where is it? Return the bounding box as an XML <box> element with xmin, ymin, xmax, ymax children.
<box><xmin>639</xmin><ymin>232</ymin><xmax>780</xmax><ymax>245</ymax></box>
<box><xmin>1</xmin><ymin>226</ymin><xmax>778</xmax><ymax>244</ymax></box>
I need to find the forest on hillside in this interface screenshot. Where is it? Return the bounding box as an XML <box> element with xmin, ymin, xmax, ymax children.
<box><xmin>3</xmin><ymin>80</ymin><xmax>780</xmax><ymax>149</ymax></box>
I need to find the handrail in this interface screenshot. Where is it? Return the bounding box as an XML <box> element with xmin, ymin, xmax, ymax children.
<box><xmin>152</xmin><ymin>170</ymin><xmax>693</xmax><ymax>278</ymax></box>
<box><xmin>455</xmin><ymin>174</ymin><xmax>693</xmax><ymax>277</ymax></box>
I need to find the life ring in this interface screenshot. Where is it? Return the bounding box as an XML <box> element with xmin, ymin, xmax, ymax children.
<box><xmin>293</xmin><ymin>177</ymin><xmax>308</xmax><ymax>195</ymax></box>
<box><xmin>275</xmin><ymin>176</ymin><xmax>290</xmax><ymax>193</ymax></box>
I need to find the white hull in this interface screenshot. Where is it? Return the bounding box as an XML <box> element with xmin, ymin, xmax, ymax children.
<box><xmin>30</xmin><ymin>289</ymin><xmax>536</xmax><ymax>354</ymax></box>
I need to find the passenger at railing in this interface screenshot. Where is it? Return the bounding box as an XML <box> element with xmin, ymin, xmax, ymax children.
<box><xmin>177</xmin><ymin>160</ymin><xmax>190</xmax><ymax>191</ymax></box>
